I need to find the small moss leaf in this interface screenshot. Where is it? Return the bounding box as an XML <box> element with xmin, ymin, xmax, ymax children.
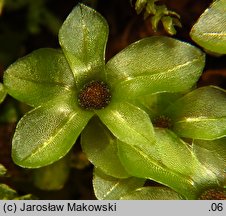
<box><xmin>81</xmin><ymin>117</ymin><xmax>130</xmax><ymax>178</ymax></box>
<box><xmin>165</xmin><ymin>86</ymin><xmax>226</xmax><ymax>140</ymax></box>
<box><xmin>106</xmin><ymin>36</ymin><xmax>205</xmax><ymax>99</ymax></box>
<box><xmin>12</xmin><ymin>100</ymin><xmax>93</xmax><ymax>168</ymax></box>
<box><xmin>59</xmin><ymin>4</ymin><xmax>109</xmax><ymax>88</ymax></box>
<box><xmin>93</xmin><ymin>168</ymin><xmax>145</xmax><ymax>200</ymax></box>
<box><xmin>190</xmin><ymin>0</ymin><xmax>226</xmax><ymax>54</ymax></box>
<box><xmin>120</xmin><ymin>186</ymin><xmax>183</xmax><ymax>200</ymax></box>
<box><xmin>3</xmin><ymin>48</ymin><xmax>75</xmax><ymax>107</ymax></box>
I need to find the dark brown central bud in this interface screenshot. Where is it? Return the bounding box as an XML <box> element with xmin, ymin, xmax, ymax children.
<box><xmin>153</xmin><ymin>115</ymin><xmax>172</xmax><ymax>129</ymax></box>
<box><xmin>199</xmin><ymin>188</ymin><xmax>226</xmax><ymax>200</ymax></box>
<box><xmin>78</xmin><ymin>81</ymin><xmax>111</xmax><ymax>110</ymax></box>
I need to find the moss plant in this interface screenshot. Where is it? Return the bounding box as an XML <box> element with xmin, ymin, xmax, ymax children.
<box><xmin>2</xmin><ymin>3</ymin><xmax>226</xmax><ymax>199</ymax></box>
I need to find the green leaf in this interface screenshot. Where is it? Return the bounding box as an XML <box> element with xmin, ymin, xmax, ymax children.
<box><xmin>0</xmin><ymin>164</ymin><xmax>7</xmax><ymax>176</ymax></box>
<box><xmin>96</xmin><ymin>101</ymin><xmax>155</xmax><ymax>146</ymax></box>
<box><xmin>0</xmin><ymin>83</ymin><xmax>6</xmax><ymax>104</ymax></box>
<box><xmin>117</xmin><ymin>141</ymin><xmax>194</xmax><ymax>199</ymax></box>
<box><xmin>165</xmin><ymin>86</ymin><xmax>226</xmax><ymax>140</ymax></box>
<box><xmin>106</xmin><ymin>36</ymin><xmax>205</xmax><ymax>99</ymax></box>
<box><xmin>3</xmin><ymin>48</ymin><xmax>75</xmax><ymax>107</ymax></box>
<box><xmin>154</xmin><ymin>129</ymin><xmax>204</xmax><ymax>177</ymax></box>
<box><xmin>161</xmin><ymin>16</ymin><xmax>177</xmax><ymax>35</ymax></box>
<box><xmin>120</xmin><ymin>186</ymin><xmax>182</xmax><ymax>200</ymax></box>
<box><xmin>151</xmin><ymin>5</ymin><xmax>167</xmax><ymax>32</ymax></box>
<box><xmin>0</xmin><ymin>184</ymin><xmax>34</xmax><ymax>200</ymax></box>
<box><xmin>193</xmin><ymin>138</ymin><xmax>226</xmax><ymax>185</ymax></box>
<box><xmin>93</xmin><ymin>168</ymin><xmax>145</xmax><ymax>200</ymax></box>
<box><xmin>81</xmin><ymin>117</ymin><xmax>130</xmax><ymax>178</ymax></box>
<box><xmin>0</xmin><ymin>184</ymin><xmax>18</xmax><ymax>200</ymax></box>
<box><xmin>154</xmin><ymin>129</ymin><xmax>218</xmax><ymax>189</ymax></box>
<box><xmin>118</xmin><ymin>128</ymin><xmax>219</xmax><ymax>199</ymax></box>
<box><xmin>59</xmin><ymin>4</ymin><xmax>109</xmax><ymax>88</ymax></box>
<box><xmin>190</xmin><ymin>0</ymin><xmax>226</xmax><ymax>54</ymax></box>
<box><xmin>12</xmin><ymin>99</ymin><xmax>93</xmax><ymax>168</ymax></box>
<box><xmin>33</xmin><ymin>155</ymin><xmax>70</xmax><ymax>190</ymax></box>
<box><xmin>135</xmin><ymin>0</ymin><xmax>147</xmax><ymax>14</ymax></box>
<box><xmin>134</xmin><ymin>92</ymin><xmax>185</xmax><ymax>120</ymax></box>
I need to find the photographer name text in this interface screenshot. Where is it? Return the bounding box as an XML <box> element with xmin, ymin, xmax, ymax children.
<box><xmin>3</xmin><ymin>202</ymin><xmax>117</xmax><ymax>213</ymax></box>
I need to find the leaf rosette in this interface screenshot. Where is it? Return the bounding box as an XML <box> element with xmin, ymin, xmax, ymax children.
<box><xmin>4</xmin><ymin>3</ymin><xmax>205</xmax><ymax>186</ymax></box>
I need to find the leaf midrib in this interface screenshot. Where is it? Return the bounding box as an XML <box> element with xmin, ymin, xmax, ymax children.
<box><xmin>122</xmin><ymin>142</ymin><xmax>197</xmax><ymax>198</ymax></box>
<box><xmin>8</xmin><ymin>73</ymin><xmax>74</xmax><ymax>91</ymax></box>
<box><xmin>21</xmin><ymin>111</ymin><xmax>78</xmax><ymax>162</ymax></box>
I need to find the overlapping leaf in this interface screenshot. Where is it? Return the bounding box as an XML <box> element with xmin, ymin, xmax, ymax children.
<box><xmin>117</xmin><ymin>128</ymin><xmax>219</xmax><ymax>199</ymax></box>
<box><xmin>93</xmin><ymin>168</ymin><xmax>145</xmax><ymax>200</ymax></box>
<box><xmin>81</xmin><ymin>117</ymin><xmax>129</xmax><ymax>178</ymax></box>
<box><xmin>96</xmin><ymin>101</ymin><xmax>155</xmax><ymax>146</ymax></box>
<box><xmin>165</xmin><ymin>86</ymin><xmax>226</xmax><ymax>140</ymax></box>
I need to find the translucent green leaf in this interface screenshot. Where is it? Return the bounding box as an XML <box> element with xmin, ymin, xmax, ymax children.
<box><xmin>3</xmin><ymin>48</ymin><xmax>75</xmax><ymax>107</ymax></box>
<box><xmin>12</xmin><ymin>98</ymin><xmax>93</xmax><ymax>168</ymax></box>
<box><xmin>193</xmin><ymin>138</ymin><xmax>226</xmax><ymax>185</ymax></box>
<box><xmin>59</xmin><ymin>4</ymin><xmax>108</xmax><ymax>88</ymax></box>
<box><xmin>33</xmin><ymin>156</ymin><xmax>70</xmax><ymax>190</ymax></box>
<box><xmin>190</xmin><ymin>0</ymin><xmax>226</xmax><ymax>54</ymax></box>
<box><xmin>118</xmin><ymin>129</ymin><xmax>219</xmax><ymax>199</ymax></box>
<box><xmin>93</xmin><ymin>168</ymin><xmax>145</xmax><ymax>200</ymax></box>
<box><xmin>96</xmin><ymin>101</ymin><xmax>155</xmax><ymax>146</ymax></box>
<box><xmin>165</xmin><ymin>86</ymin><xmax>226</xmax><ymax>140</ymax></box>
<box><xmin>120</xmin><ymin>186</ymin><xmax>182</xmax><ymax>200</ymax></box>
<box><xmin>106</xmin><ymin>37</ymin><xmax>205</xmax><ymax>99</ymax></box>
<box><xmin>0</xmin><ymin>164</ymin><xmax>7</xmax><ymax>176</ymax></box>
<box><xmin>81</xmin><ymin>117</ymin><xmax>129</xmax><ymax>178</ymax></box>
<box><xmin>0</xmin><ymin>83</ymin><xmax>6</xmax><ymax>104</ymax></box>
<box><xmin>0</xmin><ymin>184</ymin><xmax>17</xmax><ymax>200</ymax></box>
